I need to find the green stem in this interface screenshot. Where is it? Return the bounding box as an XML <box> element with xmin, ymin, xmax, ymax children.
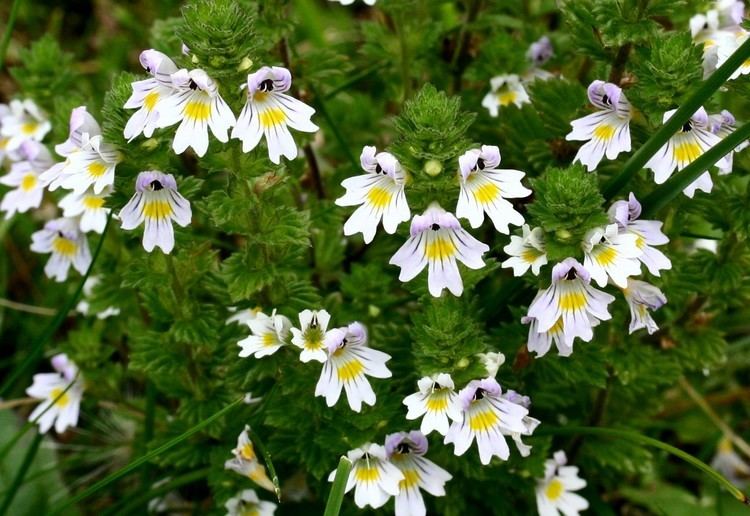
<box><xmin>641</xmin><ymin>122</ymin><xmax>750</xmax><ymax>217</ymax></box>
<box><xmin>245</xmin><ymin>425</ymin><xmax>281</xmax><ymax>502</ymax></box>
<box><xmin>544</xmin><ymin>426</ymin><xmax>749</xmax><ymax>505</ymax></box>
<box><xmin>308</xmin><ymin>83</ymin><xmax>359</xmax><ymax>170</ymax></box>
<box><xmin>323</xmin><ymin>62</ymin><xmax>388</xmax><ymax>100</ymax></box>
<box><xmin>0</xmin><ymin>212</ymin><xmax>112</xmax><ymax>398</ymax></box>
<box><xmin>602</xmin><ymin>36</ymin><xmax>750</xmax><ymax>199</ymax></box>
<box><xmin>50</xmin><ymin>397</ymin><xmax>243</xmax><ymax>514</ymax></box>
<box><xmin>0</xmin><ymin>432</ymin><xmax>43</xmax><ymax>516</ymax></box>
<box><xmin>323</xmin><ymin>456</ymin><xmax>353</xmax><ymax>516</ymax></box>
<box><xmin>139</xmin><ymin>380</ymin><xmax>157</xmax><ymax>493</ymax></box>
<box><xmin>0</xmin><ymin>0</ymin><xmax>22</xmax><ymax>70</ymax></box>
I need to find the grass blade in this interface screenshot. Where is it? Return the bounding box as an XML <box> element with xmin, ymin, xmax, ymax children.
<box><xmin>323</xmin><ymin>455</ymin><xmax>353</xmax><ymax>516</ymax></box>
<box><xmin>0</xmin><ymin>431</ymin><xmax>43</xmax><ymax>516</ymax></box>
<box><xmin>602</xmin><ymin>36</ymin><xmax>750</xmax><ymax>199</ymax></box>
<box><xmin>244</xmin><ymin>425</ymin><xmax>282</xmax><ymax>502</ymax></box>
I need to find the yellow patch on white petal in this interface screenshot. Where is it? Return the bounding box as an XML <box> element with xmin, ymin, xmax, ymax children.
<box><xmin>473</xmin><ymin>182</ymin><xmax>500</xmax><ymax>204</ymax></box>
<box><xmin>21</xmin><ymin>122</ymin><xmax>38</xmax><ymax>135</ymax></box>
<box><xmin>592</xmin><ymin>246</ymin><xmax>617</xmax><ymax>266</ymax></box>
<box><xmin>521</xmin><ymin>247</ymin><xmax>544</xmax><ymax>263</ymax></box>
<box><xmin>593</xmin><ymin>124</ymin><xmax>616</xmax><ymax>141</ymax></box>
<box><xmin>20</xmin><ymin>174</ymin><xmax>37</xmax><ymax>192</ymax></box>
<box><xmin>0</xmin><ymin>138</ymin><xmax>8</xmax><ymax>149</ymax></box>
<box><xmin>261</xmin><ymin>333</ymin><xmax>277</xmax><ymax>347</ymax></box>
<box><xmin>496</xmin><ymin>90</ymin><xmax>517</xmax><ymax>106</ymax></box>
<box><xmin>400</xmin><ymin>468</ymin><xmax>420</xmax><ymax>489</ymax></box>
<box><xmin>52</xmin><ymin>237</ymin><xmax>77</xmax><ymax>257</ymax></box>
<box><xmin>336</xmin><ymin>358</ymin><xmax>364</xmax><ymax>382</ymax></box>
<box><xmin>559</xmin><ymin>291</ymin><xmax>586</xmax><ymax>311</ymax></box>
<box><xmin>259</xmin><ymin>107</ymin><xmax>286</xmax><ymax>128</ymax></box>
<box><xmin>426</xmin><ymin>393</ymin><xmax>449</xmax><ymax>412</ymax></box>
<box><xmin>354</xmin><ymin>464</ymin><xmax>380</xmax><ymax>483</ymax></box>
<box><xmin>83</xmin><ymin>196</ymin><xmax>105</xmax><ymax>209</ymax></box>
<box><xmin>545</xmin><ymin>479</ymin><xmax>564</xmax><ymax>500</ymax></box>
<box><xmin>185</xmin><ymin>100</ymin><xmax>210</xmax><ymax>122</ymax></box>
<box><xmin>50</xmin><ymin>387</ymin><xmax>70</xmax><ymax>407</ymax></box>
<box><xmin>87</xmin><ymin>162</ymin><xmax>107</xmax><ymax>178</ymax></box>
<box><xmin>143</xmin><ymin>200</ymin><xmax>173</xmax><ymax>220</ymax></box>
<box><xmin>144</xmin><ymin>91</ymin><xmax>159</xmax><ymax>111</ymax></box>
<box><xmin>240</xmin><ymin>442</ymin><xmax>257</xmax><ymax>461</ymax></box>
<box><xmin>366</xmin><ymin>186</ymin><xmax>392</xmax><ymax>209</ymax></box>
<box><xmin>425</xmin><ymin>237</ymin><xmax>456</xmax><ymax>261</ymax></box>
<box><xmin>674</xmin><ymin>141</ymin><xmax>701</xmax><ymax>163</ymax></box>
<box><xmin>468</xmin><ymin>407</ymin><xmax>499</xmax><ymax>432</ymax></box>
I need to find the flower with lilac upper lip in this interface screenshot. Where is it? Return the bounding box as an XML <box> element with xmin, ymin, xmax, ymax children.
<box><xmin>456</xmin><ymin>145</ymin><xmax>531</xmax><ymax>234</ymax></box>
<box><xmin>608</xmin><ymin>192</ymin><xmax>672</xmax><ymax>276</ymax></box>
<box><xmin>389</xmin><ymin>203</ymin><xmax>490</xmax><ymax>297</ymax></box>
<box><xmin>501</xmin><ymin>390</ymin><xmax>541</xmax><ymax>457</ymax></box>
<box><xmin>0</xmin><ymin>141</ymin><xmax>53</xmax><ymax>218</ymax></box>
<box><xmin>481</xmin><ymin>74</ymin><xmax>530</xmax><ymax>117</ymax></box>
<box><xmin>623</xmin><ymin>279</ymin><xmax>667</xmax><ymax>334</ymax></box>
<box><xmin>645</xmin><ymin>106</ymin><xmax>728</xmax><ymax>197</ymax></box>
<box><xmin>314</xmin><ymin>322</ymin><xmax>391</xmax><ymax>412</ymax></box>
<box><xmin>523</xmin><ymin>304</ymin><xmax>601</xmax><ymax>358</ymax></box>
<box><xmin>0</xmin><ymin>99</ymin><xmax>51</xmax><ymax>152</ymax></box>
<box><xmin>385</xmin><ymin>431</ymin><xmax>452</xmax><ymax>516</ymax></box>
<box><xmin>336</xmin><ymin>146</ymin><xmax>410</xmax><ymax>244</ymax></box>
<box><xmin>526</xmin><ymin>35</ymin><xmax>554</xmax><ymax>66</ymax></box>
<box><xmin>709</xmin><ymin>109</ymin><xmax>748</xmax><ymax>174</ymax></box>
<box><xmin>443</xmin><ymin>377</ymin><xmax>529</xmax><ymax>465</ymax></box>
<box><xmin>26</xmin><ymin>353</ymin><xmax>84</xmax><ymax>434</ymax></box>
<box><xmin>536</xmin><ymin>450</ymin><xmax>589</xmax><ymax>516</ymax></box>
<box><xmin>526</xmin><ymin>258</ymin><xmax>615</xmax><ymax>346</ymax></box>
<box><xmin>328</xmin><ymin>443</ymin><xmax>403</xmax><ymax>509</ymax></box>
<box><xmin>502</xmin><ymin>224</ymin><xmax>548</xmax><ymax>276</ymax></box>
<box><xmin>581</xmin><ymin>223</ymin><xmax>642</xmax><ymax>288</ymax></box>
<box><xmin>118</xmin><ymin>171</ymin><xmax>192</xmax><ymax>254</ymax></box>
<box><xmin>231</xmin><ymin>66</ymin><xmax>318</xmax><ymax>164</ymax></box>
<box><xmin>402</xmin><ymin>373</ymin><xmax>461</xmax><ymax>436</ymax></box>
<box><xmin>566</xmin><ymin>80</ymin><xmax>632</xmax><ymax>171</ymax></box>
<box><xmin>31</xmin><ymin>217</ymin><xmax>92</xmax><ymax>282</ymax></box>
<box><xmin>123</xmin><ymin>49</ymin><xmax>179</xmax><ymax>141</ymax></box>
<box><xmin>156</xmin><ymin>68</ymin><xmax>236</xmax><ymax>157</ymax></box>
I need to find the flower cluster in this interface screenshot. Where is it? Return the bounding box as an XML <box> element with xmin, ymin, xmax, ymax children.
<box><xmin>337</xmin><ymin>144</ymin><xmax>531</xmax><ymax>297</ymax></box>
<box><xmin>518</xmin><ymin>193</ymin><xmax>669</xmax><ymax>357</ymax></box>
<box><xmin>236</xmin><ymin>308</ymin><xmax>392</xmax><ymax>412</ymax></box>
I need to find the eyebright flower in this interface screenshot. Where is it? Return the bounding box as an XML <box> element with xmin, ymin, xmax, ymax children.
<box><xmin>689</xmin><ymin>9</ymin><xmax>740</xmax><ymax>76</ymax></box>
<box><xmin>327</xmin><ymin>443</ymin><xmax>403</xmax><ymax>509</ymax></box>
<box><xmin>237</xmin><ymin>309</ymin><xmax>292</xmax><ymax>359</ymax></box>
<box><xmin>224</xmin><ymin>425</ymin><xmax>275</xmax><ymax>492</ymax></box>
<box><xmin>26</xmin><ymin>354</ymin><xmax>84</xmax><ymax>434</ymax></box>
<box><xmin>290</xmin><ymin>309</ymin><xmax>331</xmax><ymax>363</ymax></box>
<box><xmin>481</xmin><ymin>75</ymin><xmax>530</xmax><ymax>117</ymax></box>
<box><xmin>536</xmin><ymin>450</ymin><xmax>589</xmax><ymax>516</ymax></box>
<box><xmin>623</xmin><ymin>279</ymin><xmax>667</xmax><ymax>335</ymax></box>
<box><xmin>444</xmin><ymin>377</ymin><xmax>530</xmax><ymax>465</ymax></box>
<box><xmin>402</xmin><ymin>373</ymin><xmax>461</xmax><ymax>436</ymax></box>
<box><xmin>711</xmin><ymin>437</ymin><xmax>750</xmax><ymax>488</ymax></box>
<box><xmin>0</xmin><ymin>99</ymin><xmax>51</xmax><ymax>151</ymax></box>
<box><xmin>645</xmin><ymin>106</ymin><xmax>728</xmax><ymax>197</ymax></box>
<box><xmin>526</xmin><ymin>258</ymin><xmax>615</xmax><ymax>346</ymax></box>
<box><xmin>0</xmin><ymin>141</ymin><xmax>53</xmax><ymax>218</ymax></box>
<box><xmin>156</xmin><ymin>68</ymin><xmax>235</xmax><ymax>157</ymax></box>
<box><xmin>581</xmin><ymin>223</ymin><xmax>642</xmax><ymax>288</ymax></box>
<box><xmin>478</xmin><ymin>351</ymin><xmax>506</xmax><ymax>377</ymax></box>
<box><xmin>502</xmin><ymin>224</ymin><xmax>548</xmax><ymax>276</ymax></box>
<box><xmin>389</xmin><ymin>203</ymin><xmax>489</xmax><ymax>297</ymax></box>
<box><xmin>501</xmin><ymin>390</ymin><xmax>540</xmax><ymax>457</ymax></box>
<box><xmin>456</xmin><ymin>145</ymin><xmax>531</xmax><ymax>233</ymax></box>
<box><xmin>226</xmin><ymin>306</ymin><xmax>262</xmax><ymax>326</ymax></box>
<box><xmin>329</xmin><ymin>0</ymin><xmax>377</xmax><ymax>5</ymax></box>
<box><xmin>76</xmin><ymin>276</ymin><xmax>120</xmax><ymax>319</ymax></box>
<box><xmin>608</xmin><ymin>193</ymin><xmax>672</xmax><ymax>276</ymax></box>
<box><xmin>709</xmin><ymin>109</ymin><xmax>748</xmax><ymax>174</ymax></box>
<box><xmin>522</xmin><ymin>296</ymin><xmax>600</xmax><ymax>358</ymax></box>
<box><xmin>59</xmin><ymin>186</ymin><xmax>112</xmax><ymax>234</ymax></box>
<box><xmin>224</xmin><ymin>489</ymin><xmax>277</xmax><ymax>516</ymax></box>
<box><xmin>526</xmin><ymin>35</ymin><xmax>554</xmax><ymax>66</ymax></box>
<box><xmin>717</xmin><ymin>29</ymin><xmax>750</xmax><ymax>79</ymax></box>
<box><xmin>335</xmin><ymin>146</ymin><xmax>410</xmax><ymax>244</ymax></box>
<box><xmin>385</xmin><ymin>431</ymin><xmax>452</xmax><ymax>516</ymax></box>
<box><xmin>118</xmin><ymin>171</ymin><xmax>192</xmax><ymax>254</ymax></box>
<box><xmin>31</xmin><ymin>217</ymin><xmax>92</xmax><ymax>282</ymax></box>
<box><xmin>123</xmin><ymin>49</ymin><xmax>179</xmax><ymax>141</ymax></box>
<box><xmin>566</xmin><ymin>80</ymin><xmax>632</xmax><ymax>171</ymax></box>
<box><xmin>315</xmin><ymin>322</ymin><xmax>391</xmax><ymax>412</ymax></box>
<box><xmin>232</xmin><ymin>66</ymin><xmax>318</xmax><ymax>164</ymax></box>
<box><xmin>43</xmin><ymin>107</ymin><xmax>121</xmax><ymax>195</ymax></box>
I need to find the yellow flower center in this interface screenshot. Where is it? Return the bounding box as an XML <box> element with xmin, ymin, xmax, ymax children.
<box><xmin>425</xmin><ymin>237</ymin><xmax>456</xmax><ymax>261</ymax></box>
<box><xmin>634</xmin><ymin>234</ymin><xmax>645</xmax><ymax>249</ymax></box>
<box><xmin>496</xmin><ymin>90</ymin><xmax>517</xmax><ymax>106</ymax></box>
<box><xmin>240</xmin><ymin>442</ymin><xmax>257</xmax><ymax>460</ymax></box>
<box><xmin>354</xmin><ymin>463</ymin><xmax>380</xmax><ymax>483</ymax></box>
<box><xmin>253</xmin><ymin>91</ymin><xmax>269</xmax><ymax>102</ymax></box>
<box><xmin>468</xmin><ymin>406</ymin><xmax>499</xmax><ymax>432</ymax></box>
<box><xmin>559</xmin><ymin>291</ymin><xmax>586</xmax><ymax>311</ymax></box>
<box><xmin>336</xmin><ymin>358</ymin><xmax>364</xmax><ymax>382</ymax></box>
<box><xmin>21</xmin><ymin>122</ymin><xmax>38</xmax><ymax>135</ymax></box>
<box><xmin>259</xmin><ymin>107</ymin><xmax>286</xmax><ymax>128</ymax></box>
<box><xmin>550</xmin><ymin>317</ymin><xmax>564</xmax><ymax>333</ymax></box>
<box><xmin>366</xmin><ymin>186</ymin><xmax>392</xmax><ymax>209</ymax></box>
<box><xmin>473</xmin><ymin>182</ymin><xmax>500</xmax><ymax>204</ymax></box>
<box><xmin>50</xmin><ymin>387</ymin><xmax>70</xmax><ymax>407</ymax></box>
<box><xmin>593</xmin><ymin>245</ymin><xmax>618</xmax><ymax>266</ymax></box>
<box><xmin>521</xmin><ymin>247</ymin><xmax>544</xmax><ymax>263</ymax></box>
<box><xmin>143</xmin><ymin>200</ymin><xmax>173</xmax><ymax>220</ymax></box>
<box><xmin>400</xmin><ymin>468</ymin><xmax>420</xmax><ymax>490</ymax></box>
<box><xmin>593</xmin><ymin>124</ymin><xmax>616</xmax><ymax>141</ymax></box>
<box><xmin>144</xmin><ymin>91</ymin><xmax>160</xmax><ymax>111</ymax></box>
<box><xmin>545</xmin><ymin>479</ymin><xmax>564</xmax><ymax>501</ymax></box>
<box><xmin>52</xmin><ymin>237</ymin><xmax>77</xmax><ymax>257</ymax></box>
<box><xmin>674</xmin><ymin>141</ymin><xmax>701</xmax><ymax>164</ymax></box>
<box><xmin>87</xmin><ymin>162</ymin><xmax>108</xmax><ymax>178</ymax></box>
<box><xmin>83</xmin><ymin>196</ymin><xmax>105</xmax><ymax>209</ymax></box>
<box><xmin>426</xmin><ymin>393</ymin><xmax>450</xmax><ymax>412</ymax></box>
<box><xmin>20</xmin><ymin>174</ymin><xmax>38</xmax><ymax>192</ymax></box>
<box><xmin>262</xmin><ymin>333</ymin><xmax>277</xmax><ymax>347</ymax></box>
<box><xmin>184</xmin><ymin>99</ymin><xmax>211</xmax><ymax>121</ymax></box>
<box><xmin>0</xmin><ymin>137</ymin><xmax>8</xmax><ymax>149</ymax></box>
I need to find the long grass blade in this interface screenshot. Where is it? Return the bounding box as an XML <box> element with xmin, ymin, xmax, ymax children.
<box><xmin>323</xmin><ymin>455</ymin><xmax>353</xmax><ymax>516</ymax></box>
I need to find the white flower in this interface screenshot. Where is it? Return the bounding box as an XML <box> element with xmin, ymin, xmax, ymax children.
<box><xmin>566</xmin><ymin>80</ymin><xmax>632</xmax><ymax>171</ymax></box>
<box><xmin>118</xmin><ymin>170</ymin><xmax>192</xmax><ymax>254</ymax></box>
<box><xmin>0</xmin><ymin>99</ymin><xmax>51</xmax><ymax>151</ymax></box>
<box><xmin>26</xmin><ymin>353</ymin><xmax>84</xmax><ymax>434</ymax></box>
<box><xmin>501</xmin><ymin>390</ymin><xmax>540</xmax><ymax>457</ymax></box>
<box><xmin>335</xmin><ymin>146</ymin><xmax>410</xmax><ymax>243</ymax></box>
<box><xmin>709</xmin><ymin>109</ymin><xmax>748</xmax><ymax>174</ymax></box>
<box><xmin>327</xmin><ymin>443</ymin><xmax>403</xmax><ymax>509</ymax></box>
<box><xmin>315</xmin><ymin>322</ymin><xmax>391</xmax><ymax>412</ymax></box>
<box><xmin>526</xmin><ymin>258</ymin><xmax>615</xmax><ymax>348</ymax></box>
<box><xmin>581</xmin><ymin>223</ymin><xmax>642</xmax><ymax>288</ymax></box>
<box><xmin>224</xmin><ymin>425</ymin><xmax>275</xmax><ymax>492</ymax></box>
<box><xmin>123</xmin><ymin>49</ymin><xmax>179</xmax><ymax>141</ymax></box>
<box><xmin>226</xmin><ymin>306</ymin><xmax>263</xmax><ymax>326</ymax></box>
<box><xmin>0</xmin><ymin>141</ymin><xmax>52</xmax><ymax>218</ymax></box>
<box><xmin>523</xmin><ymin>306</ymin><xmax>600</xmax><ymax>358</ymax></box>
<box><xmin>536</xmin><ymin>450</ymin><xmax>589</xmax><ymax>516</ymax></box>
<box><xmin>716</xmin><ymin>29</ymin><xmax>750</xmax><ymax>79</ymax></box>
<box><xmin>237</xmin><ymin>309</ymin><xmax>292</xmax><ymax>359</ymax></box>
<box><xmin>456</xmin><ymin>145</ymin><xmax>531</xmax><ymax>233</ymax></box>
<box><xmin>30</xmin><ymin>217</ymin><xmax>92</xmax><ymax>282</ymax></box>
<box><xmin>481</xmin><ymin>75</ymin><xmax>530</xmax><ymax>117</ymax></box>
<box><xmin>385</xmin><ymin>431</ymin><xmax>452</xmax><ymax>516</ymax></box>
<box><xmin>75</xmin><ymin>276</ymin><xmax>120</xmax><ymax>319</ymax></box>
<box><xmin>711</xmin><ymin>437</ymin><xmax>750</xmax><ymax>488</ymax></box>
<box><xmin>478</xmin><ymin>351</ymin><xmax>506</xmax><ymax>378</ymax></box>
<box><xmin>290</xmin><ymin>309</ymin><xmax>331</xmax><ymax>363</ymax></box>
<box><xmin>59</xmin><ymin>186</ymin><xmax>112</xmax><ymax>234</ymax></box>
<box><xmin>645</xmin><ymin>106</ymin><xmax>728</xmax><ymax>197</ymax></box>
<box><xmin>329</xmin><ymin>0</ymin><xmax>377</xmax><ymax>5</ymax></box>
<box><xmin>232</xmin><ymin>66</ymin><xmax>318</xmax><ymax>163</ymax></box>
<box><xmin>444</xmin><ymin>377</ymin><xmax>530</xmax><ymax>465</ymax></box>
<box><xmin>402</xmin><ymin>373</ymin><xmax>461</xmax><ymax>436</ymax></box>
<box><xmin>156</xmin><ymin>68</ymin><xmax>236</xmax><ymax>157</ymax></box>
<box><xmin>608</xmin><ymin>192</ymin><xmax>672</xmax><ymax>276</ymax></box>
<box><xmin>224</xmin><ymin>489</ymin><xmax>276</xmax><ymax>516</ymax></box>
<box><xmin>623</xmin><ymin>279</ymin><xmax>667</xmax><ymax>335</ymax></box>
<box><xmin>389</xmin><ymin>203</ymin><xmax>489</xmax><ymax>297</ymax></box>
<box><xmin>502</xmin><ymin>224</ymin><xmax>548</xmax><ymax>276</ymax></box>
